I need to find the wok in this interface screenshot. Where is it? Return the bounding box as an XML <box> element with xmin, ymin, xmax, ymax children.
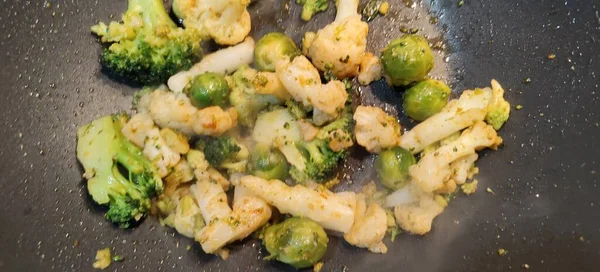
<box><xmin>0</xmin><ymin>0</ymin><xmax>598</xmax><ymax>271</ymax></box>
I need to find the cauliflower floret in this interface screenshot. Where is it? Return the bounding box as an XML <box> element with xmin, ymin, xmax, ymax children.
<box><xmin>137</xmin><ymin>87</ymin><xmax>238</xmax><ymax>136</ymax></box>
<box><xmin>305</xmin><ymin>0</ymin><xmax>368</xmax><ymax>79</ymax></box>
<box><xmin>353</xmin><ymin>106</ymin><xmax>402</xmax><ymax>153</ymax></box>
<box><xmin>449</xmin><ymin>153</ymin><xmax>478</xmax><ymax>185</ymax></box>
<box><xmin>410</xmin><ymin>122</ymin><xmax>502</xmax><ymax>193</ymax></box>
<box><xmin>121</xmin><ymin>113</ymin><xmax>155</xmax><ymax>147</ymax></box>
<box><xmin>485</xmin><ymin>79</ymin><xmax>511</xmax><ymax>130</ymax></box>
<box><xmin>138</xmin><ymin>86</ymin><xmax>198</xmax><ymax>135</ymax></box>
<box><xmin>399</xmin><ymin>87</ymin><xmax>494</xmax><ymax>154</ymax></box>
<box><xmin>121</xmin><ymin>113</ymin><xmax>181</xmax><ymax>177</ymax></box>
<box><xmin>358</xmin><ymin>52</ymin><xmax>382</xmax><ymax>85</ymax></box>
<box><xmin>190</xmin><ymin>106</ymin><xmax>238</xmax><ymax>136</ymax></box>
<box><xmin>394</xmin><ymin>183</ymin><xmax>445</xmax><ymax>235</ymax></box>
<box><xmin>276</xmin><ymin>56</ymin><xmax>348</xmax><ymax>122</ymax></box>
<box><xmin>191</xmin><ymin>180</ymin><xmax>271</xmax><ymax>253</ymax></box>
<box><xmin>168</xmin><ymin>37</ymin><xmax>255</xmax><ymax>93</ymax></box>
<box><xmin>173</xmin><ymin>0</ymin><xmax>251</xmax><ymax>45</ymax></box>
<box><xmin>238</xmin><ymin>175</ymin><xmax>356</xmax><ymax>233</ymax></box>
<box><xmin>344</xmin><ymin>194</ymin><xmax>388</xmax><ymax>253</ymax></box>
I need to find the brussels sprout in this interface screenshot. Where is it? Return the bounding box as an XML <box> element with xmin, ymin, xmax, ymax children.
<box><xmin>184</xmin><ymin>72</ymin><xmax>230</xmax><ymax>109</ymax></box>
<box><xmin>249</xmin><ymin>143</ymin><xmax>290</xmax><ymax>180</ymax></box>
<box><xmin>375</xmin><ymin>146</ymin><xmax>416</xmax><ymax>190</ymax></box>
<box><xmin>403</xmin><ymin>79</ymin><xmax>451</xmax><ymax>121</ymax></box>
<box><xmin>381</xmin><ymin>34</ymin><xmax>434</xmax><ymax>86</ymax></box>
<box><xmin>255</xmin><ymin>32</ymin><xmax>301</xmax><ymax>72</ymax></box>
<box><xmin>263</xmin><ymin>217</ymin><xmax>328</xmax><ymax>269</ymax></box>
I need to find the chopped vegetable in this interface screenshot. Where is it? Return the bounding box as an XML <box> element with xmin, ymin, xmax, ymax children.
<box><xmin>90</xmin><ymin>0</ymin><xmax>202</xmax><ymax>85</ymax></box>
<box><xmin>375</xmin><ymin>147</ymin><xmax>416</xmax><ymax>190</ymax></box>
<box><xmin>461</xmin><ymin>179</ymin><xmax>479</xmax><ymax>195</ymax></box>
<box><xmin>296</xmin><ymin>0</ymin><xmax>329</xmax><ymax>21</ymax></box>
<box><xmin>173</xmin><ymin>0</ymin><xmax>251</xmax><ymax>45</ymax></box>
<box><xmin>77</xmin><ymin>114</ymin><xmax>163</xmax><ymax>228</ymax></box>
<box><xmin>254</xmin><ymin>32</ymin><xmax>300</xmax><ymax>72</ymax></box>
<box><xmin>93</xmin><ymin>248</ymin><xmax>112</xmax><ymax>270</ymax></box>
<box><xmin>264</xmin><ymin>217</ymin><xmax>328</xmax><ymax>269</ymax></box>
<box><xmin>184</xmin><ymin>72</ymin><xmax>231</xmax><ymax>109</ymax></box>
<box><xmin>381</xmin><ymin>35</ymin><xmax>434</xmax><ymax>86</ymax></box>
<box><xmin>403</xmin><ymin>79</ymin><xmax>451</xmax><ymax>121</ymax></box>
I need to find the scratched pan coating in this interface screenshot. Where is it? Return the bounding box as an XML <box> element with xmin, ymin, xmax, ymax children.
<box><xmin>0</xmin><ymin>0</ymin><xmax>598</xmax><ymax>271</ymax></box>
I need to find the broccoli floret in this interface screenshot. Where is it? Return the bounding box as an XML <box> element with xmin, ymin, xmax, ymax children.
<box><xmin>91</xmin><ymin>0</ymin><xmax>202</xmax><ymax>85</ymax></box>
<box><xmin>77</xmin><ymin>114</ymin><xmax>163</xmax><ymax>228</ymax></box>
<box><xmin>195</xmin><ymin>136</ymin><xmax>240</xmax><ymax>166</ymax></box>
<box><xmin>316</xmin><ymin>108</ymin><xmax>354</xmax><ymax>140</ymax></box>
<box><xmin>296</xmin><ymin>0</ymin><xmax>329</xmax><ymax>21</ymax></box>
<box><xmin>278</xmin><ymin>138</ymin><xmax>345</xmax><ymax>183</ymax></box>
<box><xmin>285</xmin><ymin>100</ymin><xmax>311</xmax><ymax>119</ymax></box>
<box><xmin>195</xmin><ymin>136</ymin><xmax>249</xmax><ymax>172</ymax></box>
<box><xmin>485</xmin><ymin>81</ymin><xmax>511</xmax><ymax>130</ymax></box>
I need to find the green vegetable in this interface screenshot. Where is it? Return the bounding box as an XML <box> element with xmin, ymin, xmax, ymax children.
<box><xmin>112</xmin><ymin>255</ymin><xmax>125</xmax><ymax>262</ymax></box>
<box><xmin>280</xmin><ymin>138</ymin><xmax>345</xmax><ymax>183</ymax></box>
<box><xmin>381</xmin><ymin>34</ymin><xmax>434</xmax><ymax>86</ymax></box>
<box><xmin>485</xmin><ymin>85</ymin><xmax>511</xmax><ymax>130</ymax></box>
<box><xmin>361</xmin><ymin>0</ymin><xmax>382</xmax><ymax>22</ymax></box>
<box><xmin>90</xmin><ymin>0</ymin><xmax>202</xmax><ymax>85</ymax></box>
<box><xmin>195</xmin><ymin>136</ymin><xmax>248</xmax><ymax>172</ymax></box>
<box><xmin>229</xmin><ymin>66</ymin><xmax>281</xmax><ymax>127</ymax></box>
<box><xmin>263</xmin><ymin>217</ymin><xmax>328</xmax><ymax>269</ymax></box>
<box><xmin>255</xmin><ymin>33</ymin><xmax>300</xmax><ymax>72</ymax></box>
<box><xmin>403</xmin><ymin>79</ymin><xmax>451</xmax><ymax>121</ymax></box>
<box><xmin>296</xmin><ymin>0</ymin><xmax>329</xmax><ymax>22</ymax></box>
<box><xmin>285</xmin><ymin>100</ymin><xmax>311</xmax><ymax>119</ymax></box>
<box><xmin>276</xmin><ymin>109</ymin><xmax>353</xmax><ymax>183</ymax></box>
<box><xmin>375</xmin><ymin>147</ymin><xmax>416</xmax><ymax>190</ymax></box>
<box><xmin>315</xmin><ymin>108</ymin><xmax>354</xmax><ymax>140</ymax></box>
<box><xmin>76</xmin><ymin>114</ymin><xmax>163</xmax><ymax>228</ymax></box>
<box><xmin>249</xmin><ymin>143</ymin><xmax>290</xmax><ymax>180</ymax></box>
<box><xmin>184</xmin><ymin>72</ymin><xmax>230</xmax><ymax>109</ymax></box>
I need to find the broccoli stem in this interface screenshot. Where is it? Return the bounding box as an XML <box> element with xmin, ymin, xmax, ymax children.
<box><xmin>335</xmin><ymin>0</ymin><xmax>360</xmax><ymax>22</ymax></box>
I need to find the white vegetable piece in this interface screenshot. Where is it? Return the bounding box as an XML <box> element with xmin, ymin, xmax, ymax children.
<box><xmin>121</xmin><ymin>113</ymin><xmax>181</xmax><ymax>177</ymax></box>
<box><xmin>173</xmin><ymin>0</ymin><xmax>252</xmax><ymax>46</ymax></box>
<box><xmin>168</xmin><ymin>37</ymin><xmax>255</xmax><ymax>93</ymax></box>
<box><xmin>410</xmin><ymin>121</ymin><xmax>502</xmax><ymax>193</ymax></box>
<box><xmin>191</xmin><ymin>178</ymin><xmax>271</xmax><ymax>253</ymax></box>
<box><xmin>193</xmin><ymin>184</ymin><xmax>271</xmax><ymax>253</ymax></box>
<box><xmin>353</xmin><ymin>106</ymin><xmax>402</xmax><ymax>153</ymax></box>
<box><xmin>344</xmin><ymin>194</ymin><xmax>388</xmax><ymax>253</ymax></box>
<box><xmin>172</xmin><ymin>195</ymin><xmax>202</xmax><ymax>238</ymax></box>
<box><xmin>394</xmin><ymin>182</ymin><xmax>445</xmax><ymax>235</ymax></box>
<box><xmin>190</xmin><ymin>179</ymin><xmax>232</xmax><ymax>223</ymax></box>
<box><xmin>400</xmin><ymin>88</ymin><xmax>494</xmax><ymax>154</ymax></box>
<box><xmin>276</xmin><ymin>56</ymin><xmax>348</xmax><ymax>122</ymax></box>
<box><xmin>357</xmin><ymin>52</ymin><xmax>382</xmax><ymax>85</ymax></box>
<box><xmin>238</xmin><ymin>175</ymin><xmax>356</xmax><ymax>233</ymax></box>
<box><xmin>384</xmin><ymin>184</ymin><xmax>418</xmax><ymax>208</ymax></box>
<box><xmin>449</xmin><ymin>153</ymin><xmax>478</xmax><ymax>185</ymax></box>
<box><xmin>335</xmin><ymin>0</ymin><xmax>360</xmax><ymax>21</ymax></box>
<box><xmin>252</xmin><ymin>108</ymin><xmax>301</xmax><ymax>147</ymax></box>
<box><xmin>137</xmin><ymin>87</ymin><xmax>238</xmax><ymax>136</ymax></box>
<box><xmin>305</xmin><ymin>0</ymin><xmax>368</xmax><ymax>78</ymax></box>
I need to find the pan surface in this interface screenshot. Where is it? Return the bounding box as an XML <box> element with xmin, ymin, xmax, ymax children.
<box><xmin>0</xmin><ymin>0</ymin><xmax>599</xmax><ymax>271</ymax></box>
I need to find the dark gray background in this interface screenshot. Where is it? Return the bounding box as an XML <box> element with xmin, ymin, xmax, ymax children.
<box><xmin>0</xmin><ymin>0</ymin><xmax>598</xmax><ymax>271</ymax></box>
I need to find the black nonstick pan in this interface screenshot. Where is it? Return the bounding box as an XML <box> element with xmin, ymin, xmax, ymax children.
<box><xmin>0</xmin><ymin>0</ymin><xmax>599</xmax><ymax>271</ymax></box>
